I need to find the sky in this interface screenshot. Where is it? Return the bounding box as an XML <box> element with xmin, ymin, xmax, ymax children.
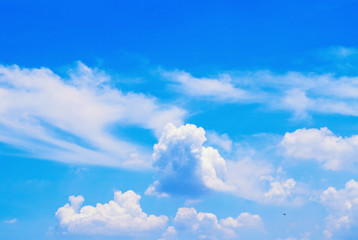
<box><xmin>1</xmin><ymin>0</ymin><xmax>358</xmax><ymax>239</ymax></box>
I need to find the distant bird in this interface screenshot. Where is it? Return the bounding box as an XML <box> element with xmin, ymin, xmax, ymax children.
<box><xmin>283</xmin><ymin>213</ymin><xmax>286</xmax><ymax>216</ymax></box>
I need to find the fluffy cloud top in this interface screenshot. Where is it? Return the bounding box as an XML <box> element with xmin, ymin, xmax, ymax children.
<box><xmin>146</xmin><ymin>123</ymin><xmax>232</xmax><ymax>197</ymax></box>
<box><xmin>56</xmin><ymin>190</ymin><xmax>168</xmax><ymax>235</ymax></box>
<box><xmin>321</xmin><ymin>179</ymin><xmax>358</xmax><ymax>238</ymax></box>
<box><xmin>147</xmin><ymin>123</ymin><xmax>298</xmax><ymax>204</ymax></box>
<box><xmin>172</xmin><ymin>207</ymin><xmax>263</xmax><ymax>240</ymax></box>
<box><xmin>281</xmin><ymin>127</ymin><xmax>358</xmax><ymax>170</ymax></box>
<box><xmin>0</xmin><ymin>63</ymin><xmax>185</xmax><ymax>168</ymax></box>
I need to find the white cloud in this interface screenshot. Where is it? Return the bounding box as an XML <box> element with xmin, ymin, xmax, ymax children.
<box><xmin>264</xmin><ymin>179</ymin><xmax>296</xmax><ymax>201</ymax></box>
<box><xmin>281</xmin><ymin>127</ymin><xmax>358</xmax><ymax>170</ymax></box>
<box><xmin>147</xmin><ymin>123</ymin><xmax>299</xmax><ymax>204</ymax></box>
<box><xmin>322</xmin><ymin>46</ymin><xmax>358</xmax><ymax>59</ymax></box>
<box><xmin>276</xmin><ymin>232</ymin><xmax>311</xmax><ymax>240</ymax></box>
<box><xmin>321</xmin><ymin>179</ymin><xmax>358</xmax><ymax>238</ymax></box>
<box><xmin>0</xmin><ymin>63</ymin><xmax>185</xmax><ymax>169</ymax></box>
<box><xmin>3</xmin><ymin>218</ymin><xmax>17</xmax><ymax>224</ymax></box>
<box><xmin>206</xmin><ymin>131</ymin><xmax>233</xmax><ymax>152</ymax></box>
<box><xmin>226</xmin><ymin>158</ymin><xmax>299</xmax><ymax>204</ymax></box>
<box><xmin>56</xmin><ymin>190</ymin><xmax>168</xmax><ymax>236</ymax></box>
<box><xmin>162</xmin><ymin>70</ymin><xmax>251</xmax><ymax>102</ymax></box>
<box><xmin>172</xmin><ymin>207</ymin><xmax>263</xmax><ymax>240</ymax></box>
<box><xmin>163</xmin><ymin>69</ymin><xmax>358</xmax><ymax>118</ymax></box>
<box><xmin>159</xmin><ymin>226</ymin><xmax>177</xmax><ymax>240</ymax></box>
<box><xmin>146</xmin><ymin>123</ymin><xmax>233</xmax><ymax>197</ymax></box>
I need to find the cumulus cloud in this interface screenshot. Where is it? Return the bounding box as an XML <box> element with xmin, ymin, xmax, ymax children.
<box><xmin>0</xmin><ymin>63</ymin><xmax>185</xmax><ymax>168</ymax></box>
<box><xmin>321</xmin><ymin>179</ymin><xmax>358</xmax><ymax>238</ymax></box>
<box><xmin>163</xmin><ymin>69</ymin><xmax>358</xmax><ymax>118</ymax></box>
<box><xmin>281</xmin><ymin>127</ymin><xmax>358</xmax><ymax>171</ymax></box>
<box><xmin>56</xmin><ymin>190</ymin><xmax>168</xmax><ymax>236</ymax></box>
<box><xmin>146</xmin><ymin>123</ymin><xmax>233</xmax><ymax>197</ymax></box>
<box><xmin>172</xmin><ymin>207</ymin><xmax>263</xmax><ymax>240</ymax></box>
<box><xmin>147</xmin><ymin>123</ymin><xmax>299</xmax><ymax>204</ymax></box>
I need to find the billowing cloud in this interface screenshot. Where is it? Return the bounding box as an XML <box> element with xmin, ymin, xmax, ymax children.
<box><xmin>0</xmin><ymin>63</ymin><xmax>185</xmax><ymax>168</ymax></box>
<box><xmin>146</xmin><ymin>123</ymin><xmax>232</xmax><ymax>197</ymax></box>
<box><xmin>281</xmin><ymin>127</ymin><xmax>358</xmax><ymax>171</ymax></box>
<box><xmin>172</xmin><ymin>207</ymin><xmax>263</xmax><ymax>240</ymax></box>
<box><xmin>147</xmin><ymin>123</ymin><xmax>299</xmax><ymax>204</ymax></box>
<box><xmin>56</xmin><ymin>190</ymin><xmax>168</xmax><ymax>236</ymax></box>
<box><xmin>321</xmin><ymin>179</ymin><xmax>358</xmax><ymax>238</ymax></box>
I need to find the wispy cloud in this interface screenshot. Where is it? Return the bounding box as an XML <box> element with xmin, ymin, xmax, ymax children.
<box><xmin>0</xmin><ymin>63</ymin><xmax>185</xmax><ymax>169</ymax></box>
<box><xmin>162</xmin><ymin>70</ymin><xmax>252</xmax><ymax>102</ymax></box>
<box><xmin>3</xmin><ymin>218</ymin><xmax>17</xmax><ymax>224</ymax></box>
<box><xmin>319</xmin><ymin>46</ymin><xmax>358</xmax><ymax>59</ymax></box>
<box><xmin>162</xmin><ymin>69</ymin><xmax>358</xmax><ymax>118</ymax></box>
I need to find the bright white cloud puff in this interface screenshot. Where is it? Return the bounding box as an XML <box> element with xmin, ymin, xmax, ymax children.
<box><xmin>0</xmin><ymin>63</ymin><xmax>185</xmax><ymax>169</ymax></box>
<box><xmin>281</xmin><ymin>127</ymin><xmax>358</xmax><ymax>171</ymax></box>
<box><xmin>56</xmin><ymin>190</ymin><xmax>168</xmax><ymax>236</ymax></box>
<box><xmin>172</xmin><ymin>207</ymin><xmax>263</xmax><ymax>240</ymax></box>
<box><xmin>321</xmin><ymin>179</ymin><xmax>358</xmax><ymax>238</ymax></box>
<box><xmin>146</xmin><ymin>123</ymin><xmax>233</xmax><ymax>197</ymax></box>
<box><xmin>147</xmin><ymin>123</ymin><xmax>298</xmax><ymax>205</ymax></box>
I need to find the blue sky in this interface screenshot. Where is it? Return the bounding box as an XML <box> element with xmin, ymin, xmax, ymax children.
<box><xmin>1</xmin><ymin>0</ymin><xmax>358</xmax><ymax>239</ymax></box>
